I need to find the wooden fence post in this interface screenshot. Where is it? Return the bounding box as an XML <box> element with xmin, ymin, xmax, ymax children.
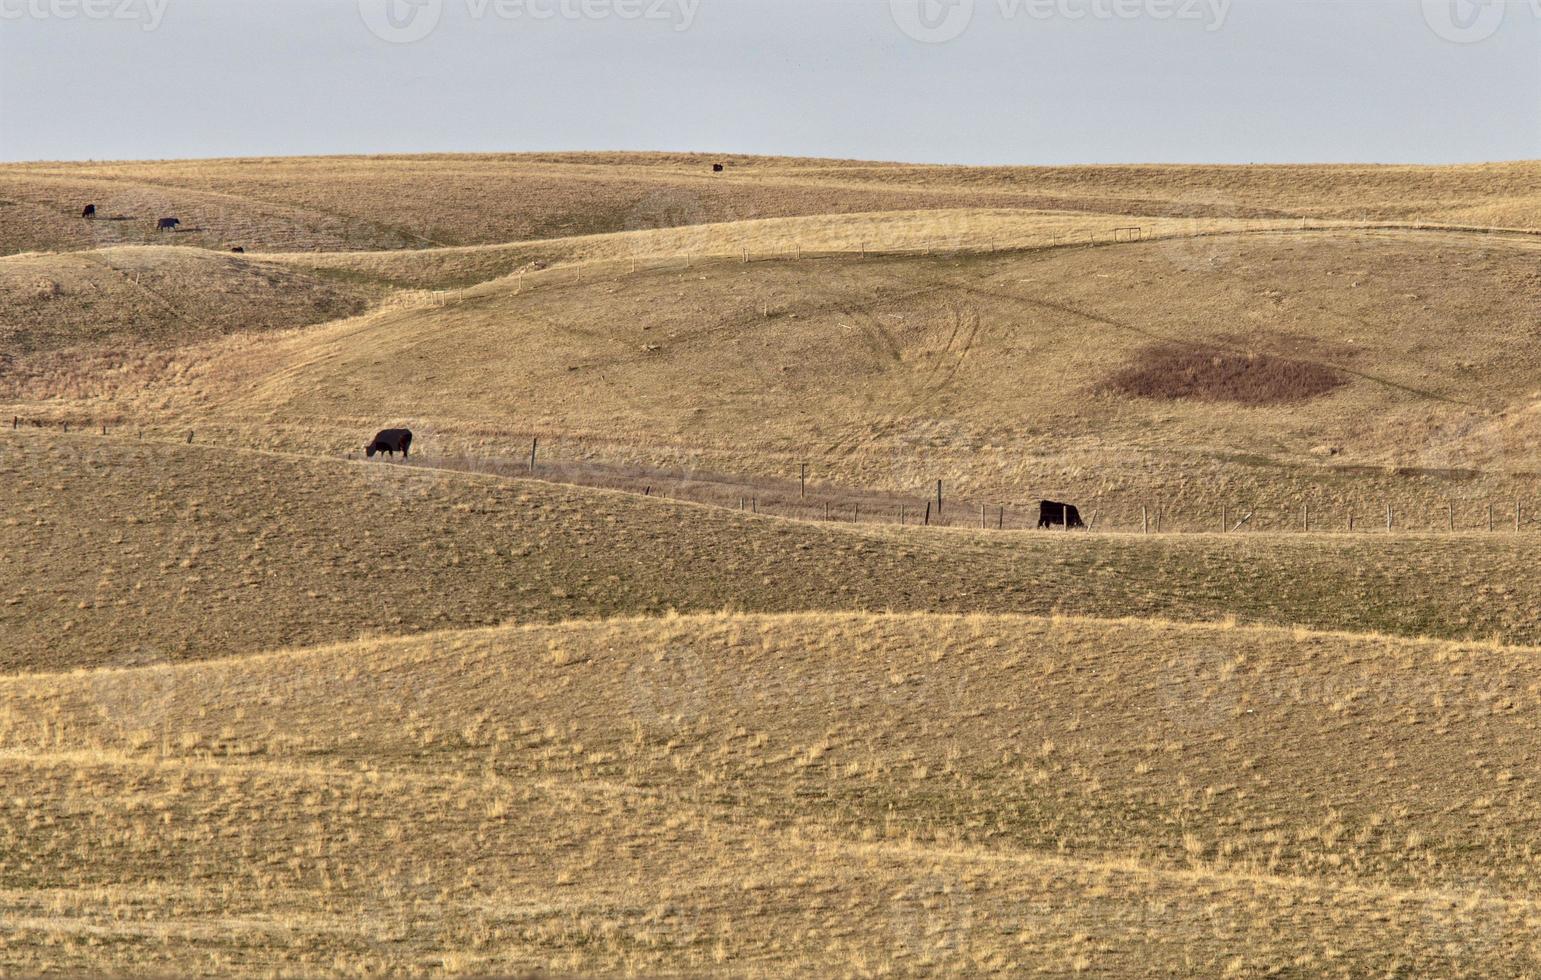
<box><xmin>1142</xmin><ymin>506</ymin><xmax>1148</xmax><ymax>535</ymax></box>
<box><xmin>824</xmin><ymin>502</ymin><xmax>830</xmax><ymax>521</ymax></box>
<box><xmin>1222</xmin><ymin>505</ymin><xmax>1227</xmax><ymax>532</ymax></box>
<box><xmin>924</xmin><ymin>502</ymin><xmax>931</xmax><ymax>526</ymax></box>
<box><xmin>187</xmin><ymin>430</ymin><xmax>194</xmax><ymax>444</ymax></box>
<box><xmin>801</xmin><ymin>463</ymin><xmax>808</xmax><ymax>498</ymax></box>
<box><xmin>1517</xmin><ymin>500</ymin><xmax>1523</xmax><ymax>532</ymax></box>
<box><xmin>1386</xmin><ymin>503</ymin><xmax>1393</xmax><ymax>532</ymax></box>
<box><xmin>980</xmin><ymin>504</ymin><xmax>986</xmax><ymax>529</ymax></box>
<box><xmin>1302</xmin><ymin>504</ymin><xmax>1309</xmax><ymax>532</ymax></box>
<box><xmin>900</xmin><ymin>505</ymin><xmax>905</xmax><ymax>525</ymax></box>
<box><xmin>1447</xmin><ymin>501</ymin><xmax>1454</xmax><ymax>532</ymax></box>
<box><xmin>529</xmin><ymin>438</ymin><xmax>538</xmax><ymax>474</ymax></box>
<box><xmin>1488</xmin><ymin>503</ymin><xmax>1494</xmax><ymax>532</ymax></box>
<box><xmin>1348</xmin><ymin>511</ymin><xmax>1354</xmax><ymax>532</ymax></box>
<box><xmin>998</xmin><ymin>506</ymin><xmax>1004</xmax><ymax>530</ymax></box>
<box><xmin>936</xmin><ymin>480</ymin><xmax>943</xmax><ymax>518</ymax></box>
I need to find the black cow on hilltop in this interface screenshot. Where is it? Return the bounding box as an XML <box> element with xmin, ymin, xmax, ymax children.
<box><xmin>156</xmin><ymin>217</ymin><xmax>181</xmax><ymax>231</ymax></box>
<box><xmin>81</xmin><ymin>204</ymin><xmax>97</xmax><ymax>219</ymax></box>
<box><xmin>230</xmin><ymin>246</ymin><xmax>245</xmax><ymax>253</ymax></box>
<box><xmin>712</xmin><ymin>163</ymin><xmax>724</xmax><ymax>173</ymax></box>
<box><xmin>1038</xmin><ymin>500</ymin><xmax>1085</xmax><ymax>529</ymax></box>
<box><xmin>366</xmin><ymin>428</ymin><xmax>413</xmax><ymax>460</ymax></box>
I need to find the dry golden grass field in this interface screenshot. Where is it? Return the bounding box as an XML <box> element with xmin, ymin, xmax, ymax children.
<box><xmin>4</xmin><ymin>152</ymin><xmax>1541</xmax><ymax>976</ymax></box>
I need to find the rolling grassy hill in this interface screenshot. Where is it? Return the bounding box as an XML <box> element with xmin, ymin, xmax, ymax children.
<box><xmin>15</xmin><ymin>222</ymin><xmax>1539</xmax><ymax>531</ymax></box>
<box><xmin>3</xmin><ymin>154</ymin><xmax>1538</xmax><ymax>255</ymax></box>
<box><xmin>6</xmin><ymin>152</ymin><xmax>1541</xmax><ymax>977</ymax></box>
<box><xmin>7</xmin><ymin>428</ymin><xmax>1541</xmax><ymax>676</ymax></box>
<box><xmin>1</xmin><ymin>611</ymin><xmax>1539</xmax><ymax>975</ymax></box>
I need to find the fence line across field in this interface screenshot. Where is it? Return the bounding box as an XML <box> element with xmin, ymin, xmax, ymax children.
<box><xmin>10</xmin><ymin>417</ymin><xmax>1541</xmax><ymax>536</ymax></box>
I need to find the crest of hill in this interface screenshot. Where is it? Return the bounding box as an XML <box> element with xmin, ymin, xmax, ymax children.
<box><xmin>82</xmin><ymin>227</ymin><xmax>1541</xmax><ymax>526</ymax></box>
<box><xmin>6</xmin><ymin>429</ymin><xmax>1541</xmax><ymax>675</ymax></box>
<box><xmin>1</xmin><ymin>153</ymin><xmax>1537</xmax><ymax>254</ymax></box>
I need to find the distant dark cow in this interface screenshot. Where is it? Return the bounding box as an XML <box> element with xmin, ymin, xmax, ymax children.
<box><xmin>156</xmin><ymin>217</ymin><xmax>180</xmax><ymax>231</ymax></box>
<box><xmin>230</xmin><ymin>246</ymin><xmax>245</xmax><ymax>253</ymax></box>
<box><xmin>1037</xmin><ymin>500</ymin><xmax>1086</xmax><ymax>529</ymax></box>
<box><xmin>365</xmin><ymin>428</ymin><xmax>413</xmax><ymax>460</ymax></box>
<box><xmin>712</xmin><ymin>163</ymin><xmax>724</xmax><ymax>173</ymax></box>
<box><xmin>81</xmin><ymin>204</ymin><xmax>97</xmax><ymax>219</ymax></box>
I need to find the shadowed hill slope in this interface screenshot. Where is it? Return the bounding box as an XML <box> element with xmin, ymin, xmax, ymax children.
<box><xmin>6</xmin><ymin>428</ymin><xmax>1541</xmax><ymax>674</ymax></box>
<box><xmin>3</xmin><ymin>153</ymin><xmax>1537</xmax><ymax>254</ymax></box>
<box><xmin>0</xmin><ymin>245</ymin><xmax>373</xmax><ymax>352</ymax></box>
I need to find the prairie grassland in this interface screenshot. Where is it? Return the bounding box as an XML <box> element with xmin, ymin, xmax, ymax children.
<box><xmin>3</xmin><ymin>154</ymin><xmax>1538</xmax><ymax>255</ymax></box>
<box><xmin>257</xmin><ymin>210</ymin><xmax>1321</xmax><ymax>291</ymax></box>
<box><xmin>0</xmin><ymin>246</ymin><xmax>373</xmax><ymax>401</ymax></box>
<box><xmin>7</xmin><ymin>152</ymin><xmax>1541</xmax><ymax>976</ymax></box>
<box><xmin>7</xmin><ymin>429</ymin><xmax>1541</xmax><ymax>676</ymax></box>
<box><xmin>3</xmin><ymin>153</ymin><xmax>1541</xmax><ymax>251</ymax></box>
<box><xmin>19</xmin><ymin>226</ymin><xmax>1541</xmax><ymax>530</ymax></box>
<box><xmin>0</xmin><ymin>246</ymin><xmax>373</xmax><ymax>348</ymax></box>
<box><xmin>1</xmin><ymin>612</ymin><xmax>1539</xmax><ymax>975</ymax></box>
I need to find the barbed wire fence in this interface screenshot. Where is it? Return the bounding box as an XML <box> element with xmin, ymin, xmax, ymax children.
<box><xmin>8</xmin><ymin>416</ymin><xmax>1541</xmax><ymax>537</ymax></box>
<box><xmin>10</xmin><ymin>217</ymin><xmax>1541</xmax><ymax>535</ymax></box>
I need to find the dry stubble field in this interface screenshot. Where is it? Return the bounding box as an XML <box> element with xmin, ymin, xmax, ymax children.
<box><xmin>3</xmin><ymin>153</ymin><xmax>1541</xmax><ymax>976</ymax></box>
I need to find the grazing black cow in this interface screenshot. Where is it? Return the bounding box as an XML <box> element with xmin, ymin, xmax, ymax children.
<box><xmin>1037</xmin><ymin>500</ymin><xmax>1086</xmax><ymax>529</ymax></box>
<box><xmin>81</xmin><ymin>204</ymin><xmax>97</xmax><ymax>219</ymax></box>
<box><xmin>712</xmin><ymin>163</ymin><xmax>724</xmax><ymax>173</ymax></box>
<box><xmin>156</xmin><ymin>217</ymin><xmax>180</xmax><ymax>231</ymax></box>
<box><xmin>230</xmin><ymin>246</ymin><xmax>245</xmax><ymax>253</ymax></box>
<box><xmin>365</xmin><ymin>428</ymin><xmax>413</xmax><ymax>460</ymax></box>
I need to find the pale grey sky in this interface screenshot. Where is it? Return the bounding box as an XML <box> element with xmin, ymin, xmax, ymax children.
<box><xmin>0</xmin><ymin>0</ymin><xmax>1536</xmax><ymax>164</ymax></box>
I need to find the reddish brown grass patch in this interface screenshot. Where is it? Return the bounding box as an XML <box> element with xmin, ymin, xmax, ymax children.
<box><xmin>1108</xmin><ymin>344</ymin><xmax>1345</xmax><ymax>406</ymax></box>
